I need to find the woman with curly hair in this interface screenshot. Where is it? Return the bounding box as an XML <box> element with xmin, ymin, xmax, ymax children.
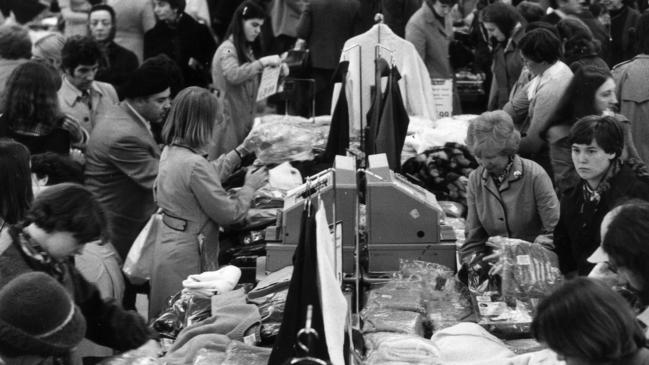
<box><xmin>0</xmin><ymin>61</ymin><xmax>86</xmax><ymax>155</ymax></box>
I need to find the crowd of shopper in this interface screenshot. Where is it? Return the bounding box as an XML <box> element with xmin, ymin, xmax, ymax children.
<box><xmin>1</xmin><ymin>0</ymin><xmax>649</xmax><ymax>363</ymax></box>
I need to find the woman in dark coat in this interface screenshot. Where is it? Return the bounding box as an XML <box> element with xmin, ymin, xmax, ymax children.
<box><xmin>553</xmin><ymin>115</ymin><xmax>649</xmax><ymax>277</ymax></box>
<box><xmin>144</xmin><ymin>0</ymin><xmax>216</xmax><ymax>88</ymax></box>
<box><xmin>88</xmin><ymin>4</ymin><xmax>139</xmax><ymax>93</ymax></box>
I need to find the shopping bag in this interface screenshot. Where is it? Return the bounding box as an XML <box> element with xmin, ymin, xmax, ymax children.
<box><xmin>123</xmin><ymin>211</ymin><xmax>162</xmax><ymax>285</ymax></box>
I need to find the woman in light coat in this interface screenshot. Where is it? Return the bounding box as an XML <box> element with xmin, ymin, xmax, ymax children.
<box><xmin>461</xmin><ymin>110</ymin><xmax>560</xmax><ymax>263</ymax></box>
<box><xmin>210</xmin><ymin>0</ymin><xmax>286</xmax><ymax>158</ymax></box>
<box><xmin>149</xmin><ymin>87</ymin><xmax>268</xmax><ymax>318</ymax></box>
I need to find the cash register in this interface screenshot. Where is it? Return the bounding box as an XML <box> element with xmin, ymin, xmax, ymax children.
<box><xmin>265</xmin><ymin>155</ymin><xmax>357</xmax><ymax>272</ymax></box>
<box><xmin>365</xmin><ymin>154</ymin><xmax>457</xmax><ymax>272</ymax></box>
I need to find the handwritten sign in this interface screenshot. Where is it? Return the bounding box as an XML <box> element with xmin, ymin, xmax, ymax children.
<box><xmin>256</xmin><ymin>66</ymin><xmax>281</xmax><ymax>102</ymax></box>
<box><xmin>431</xmin><ymin>78</ymin><xmax>453</xmax><ymax>119</ymax></box>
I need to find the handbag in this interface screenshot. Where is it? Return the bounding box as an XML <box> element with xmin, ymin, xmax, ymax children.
<box><xmin>123</xmin><ymin>210</ymin><xmax>162</xmax><ymax>285</ymax></box>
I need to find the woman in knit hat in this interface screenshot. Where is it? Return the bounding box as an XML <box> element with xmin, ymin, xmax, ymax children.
<box><xmin>0</xmin><ymin>272</ymin><xmax>86</xmax><ymax>364</ymax></box>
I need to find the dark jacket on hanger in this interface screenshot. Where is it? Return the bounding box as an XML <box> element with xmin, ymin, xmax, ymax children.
<box><xmin>321</xmin><ymin>61</ymin><xmax>350</xmax><ymax>163</ymax></box>
<box><xmin>375</xmin><ymin>65</ymin><xmax>409</xmax><ymax>172</ymax></box>
<box><xmin>268</xmin><ymin>203</ymin><xmax>329</xmax><ymax>365</ymax></box>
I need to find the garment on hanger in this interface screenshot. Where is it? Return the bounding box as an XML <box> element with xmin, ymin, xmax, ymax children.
<box><xmin>333</xmin><ymin>23</ymin><xmax>437</xmax><ymax>137</ymax></box>
<box><xmin>321</xmin><ymin>61</ymin><xmax>350</xmax><ymax>163</ymax></box>
<box><xmin>269</xmin><ymin>202</ymin><xmax>329</xmax><ymax>365</ymax></box>
<box><xmin>375</xmin><ymin>65</ymin><xmax>410</xmax><ymax>172</ymax></box>
<box><xmin>365</xmin><ymin>57</ymin><xmax>391</xmax><ymax>156</ymax></box>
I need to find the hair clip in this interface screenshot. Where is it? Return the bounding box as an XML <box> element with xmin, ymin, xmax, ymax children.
<box><xmin>242</xmin><ymin>6</ymin><xmax>248</xmax><ymax>16</ymax></box>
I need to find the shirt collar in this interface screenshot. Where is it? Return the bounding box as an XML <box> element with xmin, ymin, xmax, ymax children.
<box><xmin>61</xmin><ymin>76</ymin><xmax>104</xmax><ymax>106</ymax></box>
<box><xmin>124</xmin><ymin>101</ymin><xmax>153</xmax><ymax>137</ymax></box>
<box><xmin>481</xmin><ymin>155</ymin><xmax>524</xmax><ymax>185</ymax></box>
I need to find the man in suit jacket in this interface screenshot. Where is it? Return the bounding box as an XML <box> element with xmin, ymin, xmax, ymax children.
<box><xmin>84</xmin><ymin>62</ymin><xmax>170</xmax><ymax>308</ymax></box>
<box><xmin>270</xmin><ymin>0</ymin><xmax>305</xmax><ymax>52</ymax></box>
<box><xmin>296</xmin><ymin>0</ymin><xmax>360</xmax><ymax>115</ymax></box>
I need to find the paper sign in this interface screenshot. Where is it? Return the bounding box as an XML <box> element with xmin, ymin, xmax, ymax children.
<box><xmin>431</xmin><ymin>78</ymin><xmax>453</xmax><ymax>119</ymax></box>
<box><xmin>256</xmin><ymin>66</ymin><xmax>281</xmax><ymax>101</ymax></box>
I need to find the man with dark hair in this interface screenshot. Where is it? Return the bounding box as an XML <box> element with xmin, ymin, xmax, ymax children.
<box><xmin>58</xmin><ymin>36</ymin><xmax>119</xmax><ymax>135</ymax></box>
<box><xmin>0</xmin><ymin>23</ymin><xmax>31</xmax><ymax>95</ymax></box>
<box><xmin>0</xmin><ymin>183</ymin><xmax>159</xmax><ymax>354</ymax></box>
<box><xmin>85</xmin><ymin>61</ymin><xmax>170</xmax><ymax>309</ymax></box>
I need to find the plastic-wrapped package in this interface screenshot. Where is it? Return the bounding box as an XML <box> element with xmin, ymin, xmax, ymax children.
<box><xmin>364</xmin><ymin>279</ymin><xmax>427</xmax><ymax>314</ymax></box>
<box><xmin>151</xmin><ymin>290</ymin><xmax>212</xmax><ymax>339</ymax></box>
<box><xmin>491</xmin><ymin>236</ymin><xmax>562</xmax><ymax>299</ymax></box>
<box><xmin>364</xmin><ymin>332</ymin><xmax>442</xmax><ymax>365</ymax></box>
<box><xmin>221</xmin><ymin>341</ymin><xmax>271</xmax><ymax>365</ymax></box>
<box><xmin>192</xmin><ymin>348</ymin><xmax>226</xmax><ymax>365</ymax></box>
<box><xmin>362</xmin><ymin>309</ymin><xmax>425</xmax><ymax>337</ymax></box>
<box><xmin>257</xmin><ymin>289</ymin><xmax>288</xmax><ymax>345</ymax></box>
<box><xmin>248</xmin><ymin>116</ymin><xmax>319</xmax><ymax>165</ymax></box>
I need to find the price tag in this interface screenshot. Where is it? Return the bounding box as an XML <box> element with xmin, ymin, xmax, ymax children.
<box><xmin>431</xmin><ymin>78</ymin><xmax>453</xmax><ymax>119</ymax></box>
<box><xmin>256</xmin><ymin>66</ymin><xmax>281</xmax><ymax>101</ymax></box>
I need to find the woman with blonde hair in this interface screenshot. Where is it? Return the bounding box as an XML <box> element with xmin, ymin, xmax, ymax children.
<box><xmin>149</xmin><ymin>86</ymin><xmax>268</xmax><ymax>317</ymax></box>
<box><xmin>461</xmin><ymin>110</ymin><xmax>559</xmax><ymax>263</ymax></box>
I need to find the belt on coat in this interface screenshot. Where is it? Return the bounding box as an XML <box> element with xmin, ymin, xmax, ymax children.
<box><xmin>161</xmin><ymin>211</ymin><xmax>188</xmax><ymax>232</ymax></box>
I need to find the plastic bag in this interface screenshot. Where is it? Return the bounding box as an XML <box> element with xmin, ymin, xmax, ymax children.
<box><xmin>248</xmin><ymin>116</ymin><xmax>317</xmax><ymax>165</ymax></box>
<box><xmin>221</xmin><ymin>341</ymin><xmax>271</xmax><ymax>365</ymax></box>
<box><xmin>364</xmin><ymin>332</ymin><xmax>442</xmax><ymax>365</ymax></box>
<box><xmin>123</xmin><ymin>211</ymin><xmax>161</xmax><ymax>285</ymax></box>
<box><xmin>362</xmin><ymin>309</ymin><xmax>425</xmax><ymax>337</ymax></box>
<box><xmin>257</xmin><ymin>289</ymin><xmax>288</xmax><ymax>345</ymax></box>
<box><xmin>364</xmin><ymin>279</ymin><xmax>427</xmax><ymax>314</ymax></box>
<box><xmin>490</xmin><ymin>236</ymin><xmax>562</xmax><ymax>299</ymax></box>
<box><xmin>151</xmin><ymin>290</ymin><xmax>212</xmax><ymax>339</ymax></box>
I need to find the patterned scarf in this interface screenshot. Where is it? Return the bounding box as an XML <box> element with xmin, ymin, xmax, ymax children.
<box><xmin>9</xmin><ymin>225</ymin><xmax>66</xmax><ymax>281</ymax></box>
<box><xmin>581</xmin><ymin>159</ymin><xmax>622</xmax><ymax>204</ymax></box>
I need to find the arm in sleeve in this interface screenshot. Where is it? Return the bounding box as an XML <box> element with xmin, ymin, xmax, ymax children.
<box><xmin>518</xmin><ymin>84</ymin><xmax>563</xmax><ymax>156</ymax></box>
<box><xmin>189</xmin><ymin>158</ymin><xmax>255</xmax><ymax>226</ymax></box>
<box><xmin>553</xmin><ymin>201</ymin><xmax>577</xmax><ymax>275</ymax></box>
<box><xmin>295</xmin><ymin>1</ymin><xmax>311</xmax><ymax>40</ymax></box>
<box><xmin>70</xmin><ymin>265</ymin><xmax>154</xmax><ymax>351</ymax></box>
<box><xmin>532</xmin><ymin>169</ymin><xmax>560</xmax><ymax>250</ymax></box>
<box><xmin>405</xmin><ymin>23</ymin><xmax>427</xmax><ymax>63</ymax></box>
<box><xmin>218</xmin><ymin>46</ymin><xmax>263</xmax><ymax>85</ymax></box>
<box><xmin>210</xmin><ymin>150</ymin><xmax>243</xmax><ymax>179</ymax></box>
<box><xmin>108</xmin><ymin>136</ymin><xmax>159</xmax><ymax>190</ymax></box>
<box><xmin>286</xmin><ymin>0</ymin><xmax>305</xmax><ymax>13</ymax></box>
<box><xmin>59</xmin><ymin>0</ymin><xmax>90</xmax><ymax>24</ymax></box>
<box><xmin>503</xmin><ymin>82</ymin><xmax>530</xmax><ymax>127</ymax></box>
<box><xmin>461</xmin><ymin>174</ymin><xmax>488</xmax><ymax>263</ymax></box>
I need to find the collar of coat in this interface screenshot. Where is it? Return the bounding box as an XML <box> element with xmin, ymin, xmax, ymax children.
<box><xmin>480</xmin><ymin>154</ymin><xmax>524</xmax><ymax>191</ymax></box>
<box><xmin>60</xmin><ymin>76</ymin><xmax>106</xmax><ymax>108</ymax></box>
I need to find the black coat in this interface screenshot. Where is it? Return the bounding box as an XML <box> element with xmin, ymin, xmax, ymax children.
<box><xmin>95</xmin><ymin>41</ymin><xmax>139</xmax><ymax>95</ymax></box>
<box><xmin>144</xmin><ymin>13</ymin><xmax>216</xmax><ymax>88</ymax></box>
<box><xmin>554</xmin><ymin>164</ymin><xmax>649</xmax><ymax>276</ymax></box>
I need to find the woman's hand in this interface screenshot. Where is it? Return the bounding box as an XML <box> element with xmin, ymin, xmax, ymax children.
<box><xmin>258</xmin><ymin>55</ymin><xmax>282</xmax><ymax>67</ymax></box>
<box><xmin>241</xmin><ymin>134</ymin><xmax>262</xmax><ymax>154</ymax></box>
<box><xmin>244</xmin><ymin>166</ymin><xmax>269</xmax><ymax>190</ymax></box>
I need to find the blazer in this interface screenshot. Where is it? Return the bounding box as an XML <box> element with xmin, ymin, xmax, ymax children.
<box><xmin>554</xmin><ymin>164</ymin><xmax>649</xmax><ymax>276</ymax></box>
<box><xmin>488</xmin><ymin>24</ymin><xmax>524</xmax><ymax>110</ymax></box>
<box><xmin>58</xmin><ymin>77</ymin><xmax>119</xmax><ymax>135</ymax></box>
<box><xmin>461</xmin><ymin>155</ymin><xmax>560</xmax><ymax>262</ymax></box>
<box><xmin>149</xmin><ymin>145</ymin><xmax>254</xmax><ymax>317</ymax></box>
<box><xmin>95</xmin><ymin>41</ymin><xmax>140</xmax><ymax>93</ymax></box>
<box><xmin>295</xmin><ymin>0</ymin><xmax>360</xmax><ymax>70</ymax></box>
<box><xmin>84</xmin><ymin>102</ymin><xmax>160</xmax><ymax>259</ymax></box>
<box><xmin>405</xmin><ymin>1</ymin><xmax>454</xmax><ymax>79</ymax></box>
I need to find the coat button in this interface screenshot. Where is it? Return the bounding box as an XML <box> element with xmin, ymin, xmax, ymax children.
<box><xmin>499</xmin><ymin>218</ymin><xmax>504</xmax><ymax>221</ymax></box>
